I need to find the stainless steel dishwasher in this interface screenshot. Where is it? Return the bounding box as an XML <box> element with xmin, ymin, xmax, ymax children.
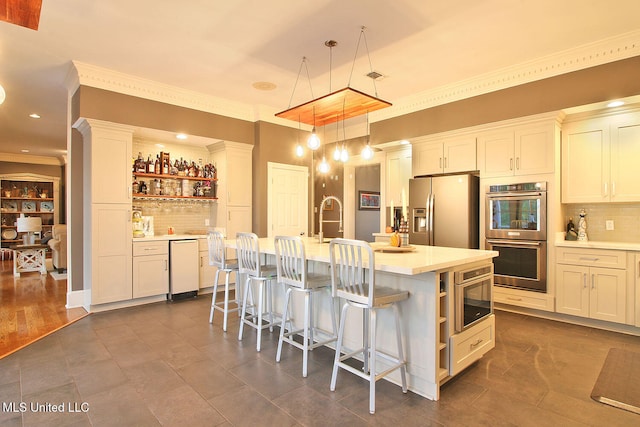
<box><xmin>169</xmin><ymin>239</ymin><xmax>199</xmax><ymax>300</ymax></box>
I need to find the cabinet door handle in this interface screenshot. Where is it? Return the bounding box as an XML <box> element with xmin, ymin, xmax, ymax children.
<box><xmin>603</xmin><ymin>182</ymin><xmax>608</xmax><ymax>197</ymax></box>
<box><xmin>444</xmin><ymin>157</ymin><xmax>447</xmax><ymax>169</ymax></box>
<box><xmin>200</xmin><ymin>256</ymin><xmax>203</xmax><ymax>267</ymax></box>
<box><xmin>439</xmin><ymin>157</ymin><xmax>442</xmax><ymax>168</ymax></box>
<box><xmin>583</xmin><ymin>273</ymin><xmax>587</xmax><ymax>289</ymax></box>
<box><xmin>509</xmin><ymin>158</ymin><xmax>513</xmax><ymax>170</ymax></box>
<box><xmin>591</xmin><ymin>273</ymin><xmax>595</xmax><ymax>289</ymax></box>
<box><xmin>165</xmin><ymin>260</ymin><xmax>168</xmax><ymax>271</ymax></box>
<box><xmin>470</xmin><ymin>338</ymin><xmax>483</xmax><ymax>348</ymax></box>
<box><xmin>516</xmin><ymin>157</ymin><xmax>520</xmax><ymax>170</ymax></box>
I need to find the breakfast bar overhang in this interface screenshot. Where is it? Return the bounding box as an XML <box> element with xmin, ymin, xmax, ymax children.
<box><xmin>226</xmin><ymin>237</ymin><xmax>499</xmax><ymax>400</ymax></box>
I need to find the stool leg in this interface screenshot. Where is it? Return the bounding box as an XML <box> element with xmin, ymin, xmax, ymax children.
<box><xmin>329</xmin><ymin>289</ymin><xmax>338</xmax><ymax>340</ymax></box>
<box><xmin>238</xmin><ymin>275</ymin><xmax>251</xmax><ymax>341</ymax></box>
<box><xmin>302</xmin><ymin>291</ymin><xmax>311</xmax><ymax>377</ymax></box>
<box><xmin>209</xmin><ymin>269</ymin><xmax>221</xmax><ymax>323</ymax></box>
<box><xmin>222</xmin><ymin>271</ymin><xmax>231</xmax><ymax>332</ymax></box>
<box><xmin>257</xmin><ymin>280</ymin><xmax>264</xmax><ymax>352</ymax></box>
<box><xmin>369</xmin><ymin>308</ymin><xmax>377</xmax><ymax>414</ymax></box>
<box><xmin>393</xmin><ymin>304</ymin><xmax>408</xmax><ymax>393</ymax></box>
<box><xmin>276</xmin><ymin>287</ymin><xmax>292</xmax><ymax>363</ymax></box>
<box><xmin>330</xmin><ymin>302</ymin><xmax>349</xmax><ymax>392</ymax></box>
<box><xmin>363</xmin><ymin>308</ymin><xmax>370</xmax><ymax>374</ymax></box>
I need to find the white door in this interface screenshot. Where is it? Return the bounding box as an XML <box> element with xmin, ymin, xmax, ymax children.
<box><xmin>267</xmin><ymin>162</ymin><xmax>308</xmax><ymax>237</ymax></box>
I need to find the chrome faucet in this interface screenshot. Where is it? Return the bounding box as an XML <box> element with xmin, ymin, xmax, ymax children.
<box><xmin>318</xmin><ymin>196</ymin><xmax>343</xmax><ymax>243</ymax></box>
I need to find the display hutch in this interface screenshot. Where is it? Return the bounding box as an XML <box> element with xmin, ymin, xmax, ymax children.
<box><xmin>0</xmin><ymin>173</ymin><xmax>60</xmax><ymax>248</ymax></box>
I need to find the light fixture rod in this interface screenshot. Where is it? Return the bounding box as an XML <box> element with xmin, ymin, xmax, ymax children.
<box><xmin>348</xmin><ymin>26</ymin><xmax>378</xmax><ymax>97</ymax></box>
<box><xmin>287</xmin><ymin>56</ymin><xmax>315</xmax><ymax>109</ymax></box>
<box><xmin>325</xmin><ymin>40</ymin><xmax>337</xmax><ymax>93</ymax></box>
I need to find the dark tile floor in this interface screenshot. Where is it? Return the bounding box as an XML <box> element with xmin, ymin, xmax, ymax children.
<box><xmin>0</xmin><ymin>295</ymin><xmax>639</xmax><ymax>426</ymax></box>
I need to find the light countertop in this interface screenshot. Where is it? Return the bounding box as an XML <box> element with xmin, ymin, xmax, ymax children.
<box><xmin>226</xmin><ymin>237</ymin><xmax>498</xmax><ymax>276</ymax></box>
<box><xmin>133</xmin><ymin>234</ymin><xmax>206</xmax><ymax>242</ymax></box>
<box><xmin>554</xmin><ymin>232</ymin><xmax>640</xmax><ymax>251</ymax></box>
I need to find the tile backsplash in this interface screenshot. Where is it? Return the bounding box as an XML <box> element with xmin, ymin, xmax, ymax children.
<box><xmin>562</xmin><ymin>203</ymin><xmax>640</xmax><ymax>243</ymax></box>
<box><xmin>134</xmin><ymin>200</ymin><xmax>212</xmax><ymax>236</ymax></box>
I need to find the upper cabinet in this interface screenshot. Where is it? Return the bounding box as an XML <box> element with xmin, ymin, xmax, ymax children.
<box><xmin>477</xmin><ymin>122</ymin><xmax>557</xmax><ymax>178</ymax></box>
<box><xmin>412</xmin><ymin>135</ymin><xmax>476</xmax><ymax>177</ymax></box>
<box><xmin>562</xmin><ymin>111</ymin><xmax>640</xmax><ymax>203</ymax></box>
<box><xmin>386</xmin><ymin>147</ymin><xmax>412</xmax><ymax>205</ymax></box>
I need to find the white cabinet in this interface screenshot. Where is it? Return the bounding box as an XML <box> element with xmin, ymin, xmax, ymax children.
<box><xmin>556</xmin><ymin>247</ymin><xmax>627</xmax><ymax>324</ymax></box>
<box><xmin>562</xmin><ymin>111</ymin><xmax>640</xmax><ymax>203</ymax></box>
<box><xmin>133</xmin><ymin>240</ymin><xmax>168</xmax><ymax>298</ymax></box>
<box><xmin>478</xmin><ymin>123</ymin><xmax>556</xmax><ymax>178</ymax></box>
<box><xmin>210</xmin><ymin>142</ymin><xmax>253</xmax><ymax>237</ymax></box>
<box><xmin>386</xmin><ymin>147</ymin><xmax>411</xmax><ymax>204</ymax></box>
<box><xmin>75</xmin><ymin>119</ymin><xmax>134</xmax><ymax>307</ymax></box>
<box><xmin>412</xmin><ymin>136</ymin><xmax>476</xmax><ymax>176</ymax></box>
<box><xmin>91</xmin><ymin>204</ymin><xmax>133</xmax><ymax>304</ymax></box>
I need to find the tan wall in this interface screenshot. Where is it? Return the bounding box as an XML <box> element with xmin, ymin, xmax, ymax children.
<box><xmin>252</xmin><ymin>121</ymin><xmax>313</xmax><ymax>236</ymax></box>
<box><xmin>74</xmin><ymin>86</ymin><xmax>255</xmax><ymax>144</ymax></box>
<box><xmin>69</xmin><ymin>129</ymin><xmax>84</xmax><ymax>292</ymax></box>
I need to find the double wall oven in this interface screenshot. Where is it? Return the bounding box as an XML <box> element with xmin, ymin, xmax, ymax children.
<box><xmin>485</xmin><ymin>182</ymin><xmax>547</xmax><ymax>293</ymax></box>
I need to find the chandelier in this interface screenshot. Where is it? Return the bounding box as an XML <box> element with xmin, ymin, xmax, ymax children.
<box><xmin>276</xmin><ymin>27</ymin><xmax>391</xmax><ymax>167</ymax></box>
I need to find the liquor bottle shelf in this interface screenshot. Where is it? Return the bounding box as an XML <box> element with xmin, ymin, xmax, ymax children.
<box><xmin>132</xmin><ymin>172</ymin><xmax>217</xmax><ymax>182</ymax></box>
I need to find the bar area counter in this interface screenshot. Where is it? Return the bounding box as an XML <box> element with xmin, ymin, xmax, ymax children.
<box><xmin>227</xmin><ymin>237</ymin><xmax>498</xmax><ymax>400</ymax></box>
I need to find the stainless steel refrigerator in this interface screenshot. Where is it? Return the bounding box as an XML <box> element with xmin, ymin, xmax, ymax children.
<box><xmin>408</xmin><ymin>174</ymin><xmax>479</xmax><ymax>248</ymax></box>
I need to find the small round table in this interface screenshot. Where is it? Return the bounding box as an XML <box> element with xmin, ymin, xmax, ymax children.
<box><xmin>11</xmin><ymin>244</ymin><xmax>48</xmax><ymax>277</ymax></box>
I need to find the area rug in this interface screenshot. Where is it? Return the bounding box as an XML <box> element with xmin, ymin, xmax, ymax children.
<box><xmin>591</xmin><ymin>348</ymin><xmax>640</xmax><ymax>414</ymax></box>
<box><xmin>49</xmin><ymin>271</ymin><xmax>67</xmax><ymax>280</ymax></box>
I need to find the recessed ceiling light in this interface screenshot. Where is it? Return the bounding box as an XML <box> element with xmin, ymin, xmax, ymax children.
<box><xmin>252</xmin><ymin>81</ymin><xmax>277</xmax><ymax>91</ymax></box>
<box><xmin>21</xmin><ymin>149</ymin><xmax>29</xmax><ymax>153</ymax></box>
<box><xmin>29</xmin><ymin>113</ymin><xmax>41</xmax><ymax>119</ymax></box>
<box><xmin>607</xmin><ymin>100</ymin><xmax>624</xmax><ymax>108</ymax></box>
<box><xmin>155</xmin><ymin>143</ymin><xmax>165</xmax><ymax>148</ymax></box>
<box><xmin>176</xmin><ymin>133</ymin><xmax>188</xmax><ymax>140</ymax></box>
<box><xmin>400</xmin><ymin>140</ymin><xmax>410</xmax><ymax>145</ymax></box>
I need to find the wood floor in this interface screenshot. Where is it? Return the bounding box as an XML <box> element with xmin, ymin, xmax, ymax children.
<box><xmin>0</xmin><ymin>258</ymin><xmax>87</xmax><ymax>359</ymax></box>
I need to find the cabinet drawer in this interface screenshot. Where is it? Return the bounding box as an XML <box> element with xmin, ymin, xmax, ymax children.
<box><xmin>493</xmin><ymin>287</ymin><xmax>552</xmax><ymax>311</ymax></box>
<box><xmin>450</xmin><ymin>315</ymin><xmax>495</xmax><ymax>376</ymax></box>
<box><xmin>556</xmin><ymin>247</ymin><xmax>626</xmax><ymax>269</ymax></box>
<box><xmin>133</xmin><ymin>240</ymin><xmax>168</xmax><ymax>256</ymax></box>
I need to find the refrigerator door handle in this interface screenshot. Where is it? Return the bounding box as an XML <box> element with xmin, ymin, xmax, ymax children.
<box><xmin>429</xmin><ymin>193</ymin><xmax>435</xmax><ymax>245</ymax></box>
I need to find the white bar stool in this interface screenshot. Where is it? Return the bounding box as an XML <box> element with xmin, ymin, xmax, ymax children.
<box><xmin>236</xmin><ymin>232</ymin><xmax>278</xmax><ymax>352</ymax></box>
<box><xmin>207</xmin><ymin>230</ymin><xmax>240</xmax><ymax>332</ymax></box>
<box><xmin>274</xmin><ymin>236</ymin><xmax>337</xmax><ymax>377</ymax></box>
<box><xmin>329</xmin><ymin>238</ymin><xmax>409</xmax><ymax>415</ymax></box>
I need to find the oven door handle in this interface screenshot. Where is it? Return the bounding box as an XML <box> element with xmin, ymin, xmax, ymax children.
<box><xmin>486</xmin><ymin>191</ymin><xmax>543</xmax><ymax>199</ymax></box>
<box><xmin>487</xmin><ymin>239</ymin><xmax>542</xmax><ymax>247</ymax></box>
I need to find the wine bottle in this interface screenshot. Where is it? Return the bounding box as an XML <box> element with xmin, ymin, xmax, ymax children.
<box><xmin>147</xmin><ymin>155</ymin><xmax>155</xmax><ymax>174</ymax></box>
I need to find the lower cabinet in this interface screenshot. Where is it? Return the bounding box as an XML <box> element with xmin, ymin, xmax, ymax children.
<box><xmin>132</xmin><ymin>240</ymin><xmax>169</xmax><ymax>298</ymax></box>
<box><xmin>449</xmin><ymin>315</ymin><xmax>495</xmax><ymax>376</ymax></box>
<box><xmin>556</xmin><ymin>247</ymin><xmax>627</xmax><ymax>324</ymax></box>
<box><xmin>198</xmin><ymin>238</ymin><xmax>217</xmax><ymax>289</ymax></box>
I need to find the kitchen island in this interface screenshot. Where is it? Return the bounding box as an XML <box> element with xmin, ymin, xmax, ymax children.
<box><xmin>227</xmin><ymin>237</ymin><xmax>498</xmax><ymax>400</ymax></box>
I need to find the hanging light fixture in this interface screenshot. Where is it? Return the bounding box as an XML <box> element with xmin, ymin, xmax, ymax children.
<box><xmin>0</xmin><ymin>83</ymin><xmax>5</xmax><ymax>105</ymax></box>
<box><xmin>276</xmin><ymin>27</ymin><xmax>391</xmax><ymax>128</ymax></box>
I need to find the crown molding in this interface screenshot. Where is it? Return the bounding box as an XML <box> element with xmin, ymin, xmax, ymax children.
<box><xmin>0</xmin><ymin>153</ymin><xmax>65</xmax><ymax>166</ymax></box>
<box><xmin>72</xmin><ymin>61</ymin><xmax>256</xmax><ymax>122</ymax></box>
<box><xmin>372</xmin><ymin>29</ymin><xmax>640</xmax><ymax>122</ymax></box>
<box><xmin>71</xmin><ymin>29</ymin><xmax>640</xmax><ymax>127</ymax></box>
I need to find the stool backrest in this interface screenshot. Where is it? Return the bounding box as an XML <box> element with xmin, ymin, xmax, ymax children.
<box><xmin>207</xmin><ymin>230</ymin><xmax>227</xmax><ymax>269</ymax></box>
<box><xmin>329</xmin><ymin>238</ymin><xmax>375</xmax><ymax>307</ymax></box>
<box><xmin>274</xmin><ymin>236</ymin><xmax>306</xmax><ymax>289</ymax></box>
<box><xmin>236</xmin><ymin>232</ymin><xmax>262</xmax><ymax>276</ymax></box>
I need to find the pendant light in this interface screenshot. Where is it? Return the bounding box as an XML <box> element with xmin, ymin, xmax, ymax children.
<box><xmin>307</xmin><ymin>106</ymin><xmax>320</xmax><ymax>150</ymax></box>
<box><xmin>361</xmin><ymin>111</ymin><xmax>374</xmax><ymax>160</ymax></box>
<box><xmin>0</xmin><ymin>83</ymin><xmax>5</xmax><ymax>105</ymax></box>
